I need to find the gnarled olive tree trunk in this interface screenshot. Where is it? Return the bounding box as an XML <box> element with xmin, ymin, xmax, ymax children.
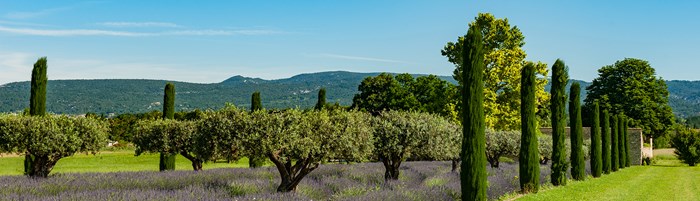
<box><xmin>268</xmin><ymin>153</ymin><xmax>318</xmax><ymax>192</ymax></box>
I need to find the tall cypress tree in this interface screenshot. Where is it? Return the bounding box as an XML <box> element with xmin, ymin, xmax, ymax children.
<box><xmin>251</xmin><ymin>92</ymin><xmax>262</xmax><ymax>111</ymax></box>
<box><xmin>519</xmin><ymin>62</ymin><xmax>540</xmax><ymax>193</ymax></box>
<box><xmin>159</xmin><ymin>83</ymin><xmax>176</xmax><ymax>171</ymax></box>
<box><xmin>624</xmin><ymin>118</ymin><xmax>631</xmax><ymax>167</ymax></box>
<box><xmin>611</xmin><ymin>115</ymin><xmax>619</xmax><ymax>172</ymax></box>
<box><xmin>550</xmin><ymin>59</ymin><xmax>568</xmax><ymax>186</ymax></box>
<box><xmin>618</xmin><ymin>114</ymin><xmax>626</xmax><ymax>168</ymax></box>
<box><xmin>590</xmin><ymin>101</ymin><xmax>603</xmax><ymax>177</ymax></box>
<box><xmin>315</xmin><ymin>88</ymin><xmax>326</xmax><ymax>110</ymax></box>
<box><xmin>569</xmin><ymin>82</ymin><xmax>585</xmax><ymax>180</ymax></box>
<box><xmin>249</xmin><ymin>92</ymin><xmax>266</xmax><ymax>168</ymax></box>
<box><xmin>460</xmin><ymin>25</ymin><xmax>487</xmax><ymax>200</ymax></box>
<box><xmin>26</xmin><ymin>57</ymin><xmax>48</xmax><ymax>175</ymax></box>
<box><xmin>602</xmin><ymin>109</ymin><xmax>611</xmax><ymax>174</ymax></box>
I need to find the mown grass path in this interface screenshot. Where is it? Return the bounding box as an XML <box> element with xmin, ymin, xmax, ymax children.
<box><xmin>0</xmin><ymin>149</ymin><xmax>248</xmax><ymax>175</ymax></box>
<box><xmin>517</xmin><ymin>159</ymin><xmax>700</xmax><ymax>201</ymax></box>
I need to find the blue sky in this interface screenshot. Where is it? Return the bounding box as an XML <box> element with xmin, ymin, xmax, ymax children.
<box><xmin>1</xmin><ymin>1</ymin><xmax>699</xmax><ymax>84</ymax></box>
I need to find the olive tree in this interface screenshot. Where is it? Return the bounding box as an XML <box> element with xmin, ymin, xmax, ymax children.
<box><xmin>242</xmin><ymin>109</ymin><xmax>374</xmax><ymax>192</ymax></box>
<box><xmin>133</xmin><ymin>119</ymin><xmax>202</xmax><ymax>170</ymax></box>
<box><xmin>374</xmin><ymin>110</ymin><xmax>459</xmax><ymax>181</ymax></box>
<box><xmin>0</xmin><ymin>115</ymin><xmax>109</xmax><ymax>177</ymax></box>
<box><xmin>194</xmin><ymin>107</ymin><xmax>248</xmax><ymax>165</ymax></box>
<box><xmin>485</xmin><ymin>129</ymin><xmax>519</xmax><ymax>168</ymax></box>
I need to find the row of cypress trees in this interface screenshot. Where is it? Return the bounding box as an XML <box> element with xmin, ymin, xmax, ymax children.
<box><xmin>514</xmin><ymin>58</ymin><xmax>634</xmax><ymax>197</ymax></box>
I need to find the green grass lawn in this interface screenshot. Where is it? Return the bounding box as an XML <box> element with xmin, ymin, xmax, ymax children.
<box><xmin>0</xmin><ymin>149</ymin><xmax>250</xmax><ymax>175</ymax></box>
<box><xmin>515</xmin><ymin>149</ymin><xmax>700</xmax><ymax>201</ymax></box>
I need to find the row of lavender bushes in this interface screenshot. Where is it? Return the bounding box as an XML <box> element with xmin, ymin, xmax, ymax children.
<box><xmin>0</xmin><ymin>161</ymin><xmax>586</xmax><ymax>200</ymax></box>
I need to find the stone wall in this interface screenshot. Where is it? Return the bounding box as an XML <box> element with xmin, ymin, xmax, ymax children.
<box><xmin>539</xmin><ymin>127</ymin><xmax>644</xmax><ymax>165</ymax></box>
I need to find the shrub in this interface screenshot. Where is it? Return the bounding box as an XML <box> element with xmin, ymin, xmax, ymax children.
<box><xmin>671</xmin><ymin>129</ymin><xmax>700</xmax><ymax>166</ymax></box>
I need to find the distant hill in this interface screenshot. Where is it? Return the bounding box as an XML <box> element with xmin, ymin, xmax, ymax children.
<box><xmin>0</xmin><ymin>71</ymin><xmax>698</xmax><ymax>117</ymax></box>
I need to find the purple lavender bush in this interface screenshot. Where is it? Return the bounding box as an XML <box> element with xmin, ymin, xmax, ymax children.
<box><xmin>0</xmin><ymin>161</ymin><xmax>591</xmax><ymax>200</ymax></box>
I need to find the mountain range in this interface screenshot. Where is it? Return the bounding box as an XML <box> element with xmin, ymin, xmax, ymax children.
<box><xmin>0</xmin><ymin>71</ymin><xmax>698</xmax><ymax>118</ymax></box>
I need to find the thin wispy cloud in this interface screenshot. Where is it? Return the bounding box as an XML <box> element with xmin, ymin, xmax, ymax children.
<box><xmin>0</xmin><ymin>25</ymin><xmax>286</xmax><ymax>37</ymax></box>
<box><xmin>0</xmin><ymin>20</ymin><xmax>54</xmax><ymax>27</ymax></box>
<box><xmin>318</xmin><ymin>53</ymin><xmax>406</xmax><ymax>63</ymax></box>
<box><xmin>97</xmin><ymin>22</ymin><xmax>182</xmax><ymax>28</ymax></box>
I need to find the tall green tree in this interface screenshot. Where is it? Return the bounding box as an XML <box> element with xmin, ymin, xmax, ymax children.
<box><xmin>351</xmin><ymin>73</ymin><xmax>457</xmax><ymax>120</ymax></box>
<box><xmin>442</xmin><ymin>13</ymin><xmax>550</xmax><ymax>131</ymax></box>
<box><xmin>460</xmin><ymin>25</ymin><xmax>487</xmax><ymax>200</ymax></box>
<box><xmin>519</xmin><ymin>62</ymin><xmax>540</xmax><ymax>193</ymax></box>
<box><xmin>590</xmin><ymin>101</ymin><xmax>603</xmax><ymax>177</ymax></box>
<box><xmin>611</xmin><ymin>115</ymin><xmax>619</xmax><ymax>172</ymax></box>
<box><xmin>315</xmin><ymin>88</ymin><xmax>326</xmax><ymax>110</ymax></box>
<box><xmin>569</xmin><ymin>82</ymin><xmax>585</xmax><ymax>180</ymax></box>
<box><xmin>160</xmin><ymin>83</ymin><xmax>176</xmax><ymax>171</ymax></box>
<box><xmin>618</xmin><ymin>114</ymin><xmax>626</xmax><ymax>168</ymax></box>
<box><xmin>351</xmin><ymin>73</ymin><xmax>419</xmax><ymax>115</ymax></box>
<box><xmin>584</xmin><ymin>58</ymin><xmax>675</xmax><ymax>139</ymax></box>
<box><xmin>550</xmin><ymin>59</ymin><xmax>568</xmax><ymax>186</ymax></box>
<box><xmin>25</xmin><ymin>57</ymin><xmax>48</xmax><ymax>175</ymax></box>
<box><xmin>602</xmin><ymin>109</ymin><xmax>611</xmax><ymax>174</ymax></box>
<box><xmin>248</xmin><ymin>91</ymin><xmax>265</xmax><ymax>168</ymax></box>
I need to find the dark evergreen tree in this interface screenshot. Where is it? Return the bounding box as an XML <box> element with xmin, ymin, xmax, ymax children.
<box><xmin>624</xmin><ymin>118</ymin><xmax>631</xmax><ymax>167</ymax></box>
<box><xmin>590</xmin><ymin>101</ymin><xmax>603</xmax><ymax>177</ymax></box>
<box><xmin>602</xmin><ymin>109</ymin><xmax>611</xmax><ymax>174</ymax></box>
<box><xmin>569</xmin><ymin>82</ymin><xmax>585</xmax><ymax>180</ymax></box>
<box><xmin>611</xmin><ymin>115</ymin><xmax>619</xmax><ymax>172</ymax></box>
<box><xmin>251</xmin><ymin>92</ymin><xmax>262</xmax><ymax>111</ymax></box>
<box><xmin>315</xmin><ymin>88</ymin><xmax>326</xmax><ymax>110</ymax></box>
<box><xmin>520</xmin><ymin>62</ymin><xmax>540</xmax><ymax>193</ymax></box>
<box><xmin>618</xmin><ymin>114</ymin><xmax>626</xmax><ymax>168</ymax></box>
<box><xmin>26</xmin><ymin>57</ymin><xmax>48</xmax><ymax>175</ymax></box>
<box><xmin>550</xmin><ymin>59</ymin><xmax>568</xmax><ymax>186</ymax></box>
<box><xmin>460</xmin><ymin>25</ymin><xmax>487</xmax><ymax>200</ymax></box>
<box><xmin>160</xmin><ymin>83</ymin><xmax>176</xmax><ymax>171</ymax></box>
<box><xmin>249</xmin><ymin>91</ymin><xmax>266</xmax><ymax>168</ymax></box>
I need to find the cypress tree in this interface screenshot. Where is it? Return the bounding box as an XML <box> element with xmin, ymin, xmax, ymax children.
<box><xmin>602</xmin><ymin>109</ymin><xmax>611</xmax><ymax>174</ymax></box>
<box><xmin>618</xmin><ymin>114</ymin><xmax>626</xmax><ymax>168</ymax></box>
<box><xmin>520</xmin><ymin>62</ymin><xmax>540</xmax><ymax>193</ymax></box>
<box><xmin>550</xmin><ymin>59</ymin><xmax>568</xmax><ymax>186</ymax></box>
<box><xmin>251</xmin><ymin>92</ymin><xmax>262</xmax><ymax>111</ymax></box>
<box><xmin>26</xmin><ymin>57</ymin><xmax>48</xmax><ymax>175</ymax></box>
<box><xmin>249</xmin><ymin>92</ymin><xmax>266</xmax><ymax>168</ymax></box>
<box><xmin>569</xmin><ymin>82</ymin><xmax>585</xmax><ymax>180</ymax></box>
<box><xmin>460</xmin><ymin>25</ymin><xmax>487</xmax><ymax>200</ymax></box>
<box><xmin>611</xmin><ymin>115</ymin><xmax>619</xmax><ymax>172</ymax></box>
<box><xmin>315</xmin><ymin>88</ymin><xmax>326</xmax><ymax>110</ymax></box>
<box><xmin>622</xmin><ymin>119</ymin><xmax>632</xmax><ymax>167</ymax></box>
<box><xmin>160</xmin><ymin>83</ymin><xmax>176</xmax><ymax>171</ymax></box>
<box><xmin>590</xmin><ymin>101</ymin><xmax>603</xmax><ymax>177</ymax></box>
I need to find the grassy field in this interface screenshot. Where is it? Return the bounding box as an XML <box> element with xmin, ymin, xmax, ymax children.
<box><xmin>0</xmin><ymin>149</ymin><xmax>249</xmax><ymax>175</ymax></box>
<box><xmin>515</xmin><ymin>149</ymin><xmax>700</xmax><ymax>201</ymax></box>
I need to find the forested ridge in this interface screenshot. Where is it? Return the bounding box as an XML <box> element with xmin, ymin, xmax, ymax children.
<box><xmin>0</xmin><ymin>71</ymin><xmax>697</xmax><ymax>117</ymax></box>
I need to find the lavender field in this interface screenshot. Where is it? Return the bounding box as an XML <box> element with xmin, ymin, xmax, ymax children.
<box><xmin>0</xmin><ymin>161</ymin><xmax>588</xmax><ymax>200</ymax></box>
